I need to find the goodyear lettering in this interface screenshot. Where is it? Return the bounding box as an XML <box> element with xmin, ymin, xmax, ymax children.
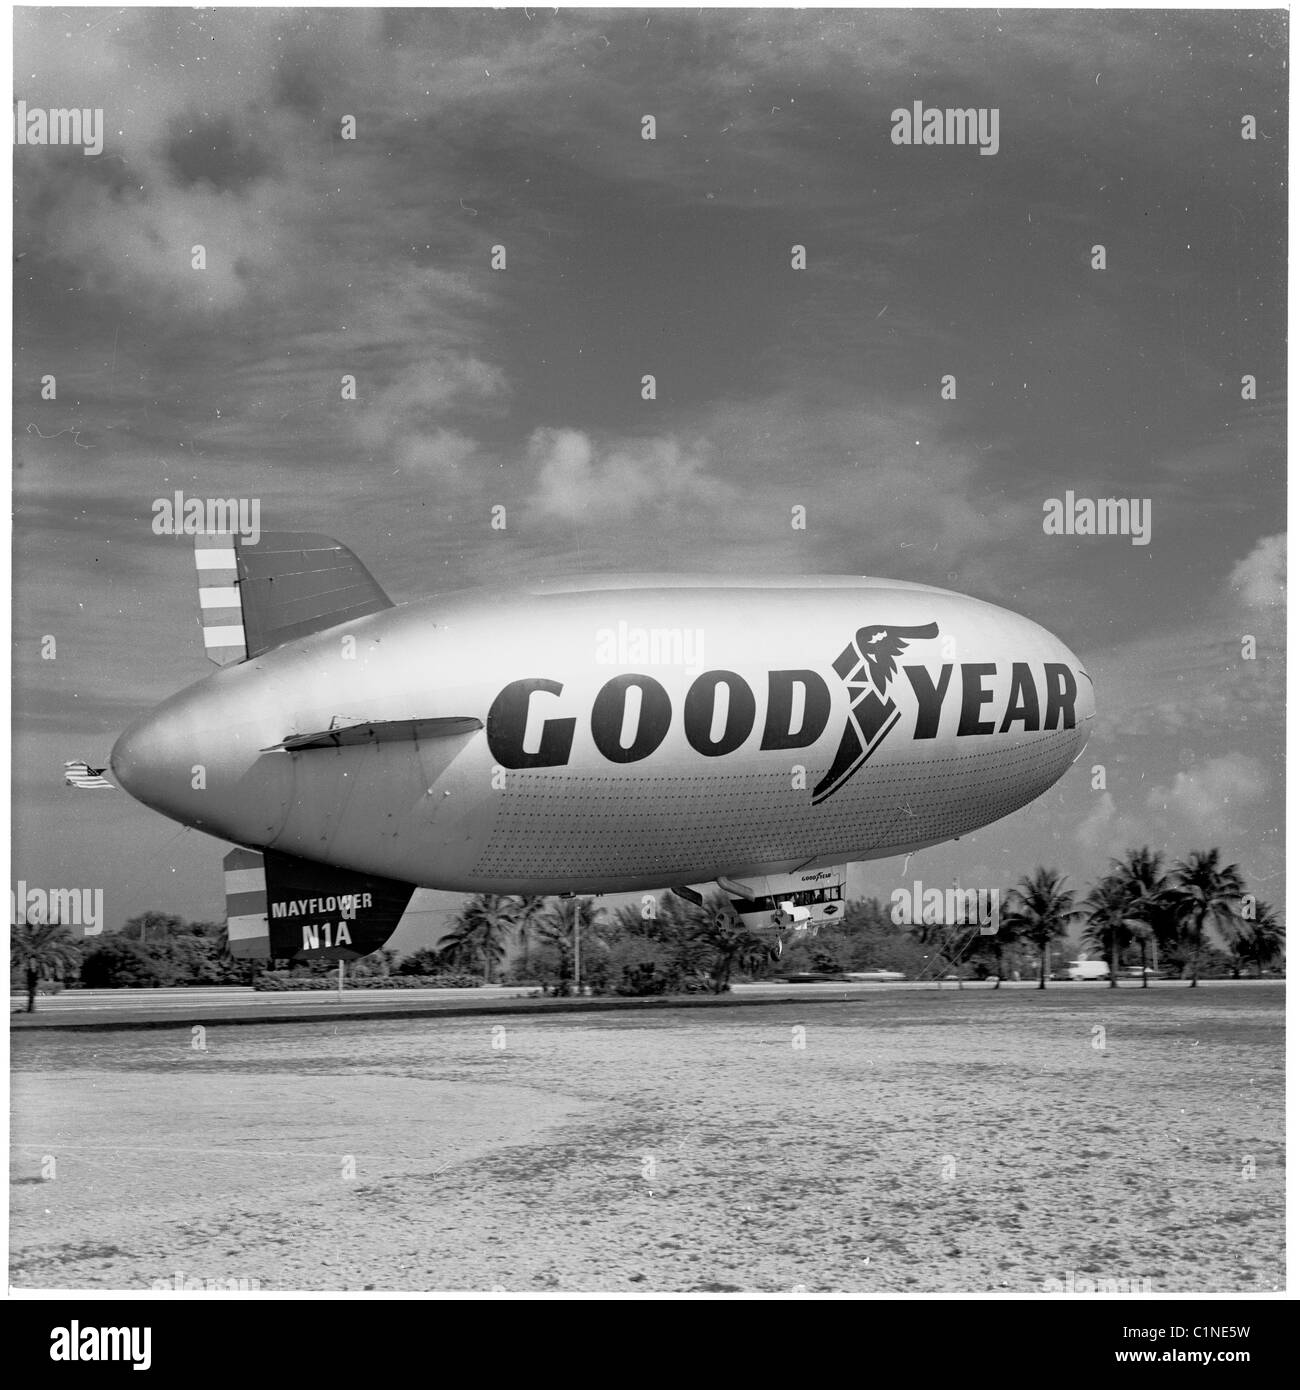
<box><xmin>684</xmin><ymin>670</ymin><xmax>757</xmax><ymax>756</ymax></box>
<box><xmin>1043</xmin><ymin>663</ymin><xmax>1078</xmax><ymax>731</ymax></box>
<box><xmin>903</xmin><ymin>664</ymin><xmax>951</xmax><ymax>738</ymax></box>
<box><xmin>760</xmin><ymin>669</ymin><xmax>831</xmax><ymax>750</ymax></box>
<box><xmin>1000</xmin><ymin>662</ymin><xmax>1041</xmax><ymax>733</ymax></box>
<box><xmin>486</xmin><ymin>658</ymin><xmax>1078</xmax><ymax>795</ymax></box>
<box><xmin>957</xmin><ymin>663</ymin><xmax>998</xmax><ymax>736</ymax></box>
<box><xmin>590</xmin><ymin>673</ymin><xmax>672</xmax><ymax>762</ymax></box>
<box><xmin>486</xmin><ymin>677</ymin><xmax>576</xmax><ymax>769</ymax></box>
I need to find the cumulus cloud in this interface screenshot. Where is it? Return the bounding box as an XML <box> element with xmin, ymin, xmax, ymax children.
<box><xmin>13</xmin><ymin>10</ymin><xmax>517</xmax><ymax>328</ymax></box>
<box><xmin>1075</xmin><ymin>754</ymin><xmax>1271</xmax><ymax>859</ymax></box>
<box><xmin>1145</xmin><ymin>753</ymin><xmax>1268</xmax><ymax>839</ymax></box>
<box><xmin>1075</xmin><ymin>791</ymin><xmax>1146</xmax><ymax>858</ymax></box>
<box><xmin>519</xmin><ymin>393</ymin><xmax>1040</xmax><ymax>584</ymax></box>
<box><xmin>37</xmin><ymin>171</ymin><xmax>305</xmax><ymax>313</ymax></box>
<box><xmin>1087</xmin><ymin>563</ymin><xmax>1285</xmax><ymax>742</ymax></box>
<box><xmin>353</xmin><ymin>360</ymin><xmax>508</xmax><ymax>453</ymax></box>
<box><xmin>528</xmin><ymin>427</ymin><xmax>734</xmax><ymax>522</ymax></box>
<box><xmin>391</xmin><ymin>429</ymin><xmax>481</xmax><ymax>482</ymax></box>
<box><xmin>1228</xmin><ymin>533</ymin><xmax>1285</xmax><ymax>611</ymax></box>
<box><xmin>16</xmin><ymin>12</ymin><xmax>325</xmax><ymax>312</ymax></box>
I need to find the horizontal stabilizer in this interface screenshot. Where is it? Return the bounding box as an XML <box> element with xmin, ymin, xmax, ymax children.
<box><xmin>262</xmin><ymin>716</ymin><xmax>483</xmax><ymax>753</ymax></box>
<box><xmin>224</xmin><ymin>846</ymin><xmax>415</xmax><ymax>962</ymax></box>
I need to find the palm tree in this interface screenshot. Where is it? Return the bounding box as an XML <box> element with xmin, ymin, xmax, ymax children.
<box><xmin>532</xmin><ymin>897</ymin><xmax>606</xmax><ymax>995</ymax></box>
<box><xmin>691</xmin><ymin>909</ymin><xmax>773</xmax><ymax>994</ymax></box>
<box><xmin>1227</xmin><ymin>900</ymin><xmax>1284</xmax><ymax>978</ymax></box>
<box><xmin>609</xmin><ymin>890</ymin><xmax>721</xmax><ymax>992</ymax></box>
<box><xmin>1108</xmin><ymin>846</ymin><xmax>1173</xmax><ymax>985</ymax></box>
<box><xmin>12</xmin><ymin>919</ymin><xmax>83</xmax><ymax>1013</ymax></box>
<box><xmin>1164</xmin><ymin>849</ymin><xmax>1246</xmax><ymax>987</ymax></box>
<box><xmin>122</xmin><ymin>911</ymin><xmax>183</xmax><ymax>944</ymax></box>
<box><xmin>982</xmin><ymin>926</ymin><xmax>1008</xmax><ymax>987</ymax></box>
<box><xmin>512</xmin><ymin>895</ymin><xmax>548</xmax><ymax>982</ymax></box>
<box><xmin>1082</xmin><ymin>876</ymin><xmax>1139</xmax><ymax>988</ymax></box>
<box><xmin>907</xmin><ymin>911</ymin><xmax>979</xmax><ymax>984</ymax></box>
<box><xmin>439</xmin><ymin>894</ymin><xmax>520</xmax><ymax>982</ymax></box>
<box><xmin>1002</xmin><ymin>868</ymin><xmax>1080</xmax><ymax>989</ymax></box>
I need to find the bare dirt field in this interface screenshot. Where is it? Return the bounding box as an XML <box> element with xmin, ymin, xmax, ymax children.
<box><xmin>10</xmin><ymin>984</ymin><xmax>1284</xmax><ymax>1293</ymax></box>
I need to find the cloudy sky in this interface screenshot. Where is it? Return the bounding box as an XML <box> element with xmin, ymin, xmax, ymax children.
<box><xmin>11</xmin><ymin>7</ymin><xmax>1286</xmax><ymax>948</ymax></box>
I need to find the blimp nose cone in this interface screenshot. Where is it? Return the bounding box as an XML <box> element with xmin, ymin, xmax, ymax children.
<box><xmin>1075</xmin><ymin>664</ymin><xmax>1097</xmax><ymax>725</ymax></box>
<box><xmin>1053</xmin><ymin>637</ymin><xmax>1095</xmax><ymax>761</ymax></box>
<box><xmin>111</xmin><ymin>676</ymin><xmax>294</xmax><ymax>845</ymax></box>
<box><xmin>111</xmin><ymin>705</ymin><xmax>193</xmax><ymax>811</ymax></box>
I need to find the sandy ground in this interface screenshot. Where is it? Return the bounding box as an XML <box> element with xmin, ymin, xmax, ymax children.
<box><xmin>9</xmin><ymin>985</ymin><xmax>1284</xmax><ymax>1293</ymax></box>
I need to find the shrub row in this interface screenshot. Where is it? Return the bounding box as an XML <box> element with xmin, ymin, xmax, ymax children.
<box><xmin>253</xmin><ymin>972</ymin><xmax>485</xmax><ymax>992</ymax></box>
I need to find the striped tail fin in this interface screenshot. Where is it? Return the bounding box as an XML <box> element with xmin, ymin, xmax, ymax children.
<box><xmin>195</xmin><ymin>530</ymin><xmax>394</xmax><ymax>667</ymax></box>
<box><xmin>223</xmin><ymin>848</ymin><xmax>271</xmax><ymax>957</ymax></box>
<box><xmin>223</xmin><ymin>846</ymin><xmax>415</xmax><ymax>962</ymax></box>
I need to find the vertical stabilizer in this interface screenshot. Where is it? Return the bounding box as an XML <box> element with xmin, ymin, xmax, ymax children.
<box><xmin>193</xmin><ymin>530</ymin><xmax>393</xmax><ymax>665</ymax></box>
<box><xmin>195</xmin><ymin>533</ymin><xmax>247</xmax><ymax>665</ymax></box>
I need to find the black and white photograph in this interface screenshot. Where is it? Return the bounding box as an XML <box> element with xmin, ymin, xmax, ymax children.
<box><xmin>9</xmin><ymin>4</ymin><xmax>1287</xmax><ymax>1314</ymax></box>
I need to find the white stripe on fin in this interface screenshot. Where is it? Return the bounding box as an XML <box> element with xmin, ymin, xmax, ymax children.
<box><xmin>224</xmin><ymin>867</ymin><xmax>267</xmax><ymax>895</ymax></box>
<box><xmin>195</xmin><ymin>547</ymin><xmax>238</xmax><ymax>570</ymax></box>
<box><xmin>226</xmin><ymin>912</ymin><xmax>269</xmax><ymax>941</ymax></box>
<box><xmin>196</xmin><ymin>532</ymin><xmax>247</xmax><ymax>665</ymax></box>
<box><xmin>198</xmin><ymin>586</ymin><xmax>241</xmax><ymax>609</ymax></box>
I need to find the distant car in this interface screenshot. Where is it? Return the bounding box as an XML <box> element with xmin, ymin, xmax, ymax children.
<box><xmin>1120</xmin><ymin>966</ymin><xmax>1154</xmax><ymax>978</ymax></box>
<box><xmin>845</xmin><ymin>970</ymin><xmax>906</xmax><ymax>982</ymax></box>
<box><xmin>1066</xmin><ymin>960</ymin><xmax>1110</xmax><ymax>981</ymax></box>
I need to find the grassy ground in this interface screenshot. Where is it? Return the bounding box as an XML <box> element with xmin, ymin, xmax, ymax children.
<box><xmin>10</xmin><ymin>984</ymin><xmax>1284</xmax><ymax>1292</ymax></box>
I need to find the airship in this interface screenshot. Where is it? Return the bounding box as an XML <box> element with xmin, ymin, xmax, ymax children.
<box><xmin>105</xmin><ymin>531</ymin><xmax>1095</xmax><ymax>960</ymax></box>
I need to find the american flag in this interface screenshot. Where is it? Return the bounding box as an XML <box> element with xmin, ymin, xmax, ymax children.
<box><xmin>63</xmin><ymin>759</ymin><xmax>113</xmax><ymax>790</ymax></box>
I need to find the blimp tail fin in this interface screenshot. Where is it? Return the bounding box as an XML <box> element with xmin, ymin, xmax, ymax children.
<box><xmin>195</xmin><ymin>531</ymin><xmax>394</xmax><ymax>665</ymax></box>
<box><xmin>223</xmin><ymin>846</ymin><xmax>415</xmax><ymax>963</ymax></box>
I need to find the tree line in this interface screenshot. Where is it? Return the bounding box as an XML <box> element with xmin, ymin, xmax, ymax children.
<box><xmin>434</xmin><ymin>845</ymin><xmax>1283</xmax><ymax>996</ymax></box>
<box><xmin>10</xmin><ymin>845</ymin><xmax>1284</xmax><ymax>1011</ymax></box>
<box><xmin>10</xmin><ymin>911</ymin><xmax>249</xmax><ymax>1011</ymax></box>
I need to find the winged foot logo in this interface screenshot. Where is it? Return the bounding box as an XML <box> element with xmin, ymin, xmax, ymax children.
<box><xmin>811</xmin><ymin>623</ymin><xmax>940</xmax><ymax>803</ymax></box>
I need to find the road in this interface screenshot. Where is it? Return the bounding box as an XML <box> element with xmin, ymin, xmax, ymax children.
<box><xmin>11</xmin><ymin>977</ymin><xmax>1275</xmax><ymax>1028</ymax></box>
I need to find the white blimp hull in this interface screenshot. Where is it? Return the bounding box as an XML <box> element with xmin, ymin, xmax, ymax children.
<box><xmin>106</xmin><ymin>535</ymin><xmax>1094</xmax><ymax>959</ymax></box>
<box><xmin>113</xmin><ymin>569</ymin><xmax>1094</xmax><ymax>897</ymax></box>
